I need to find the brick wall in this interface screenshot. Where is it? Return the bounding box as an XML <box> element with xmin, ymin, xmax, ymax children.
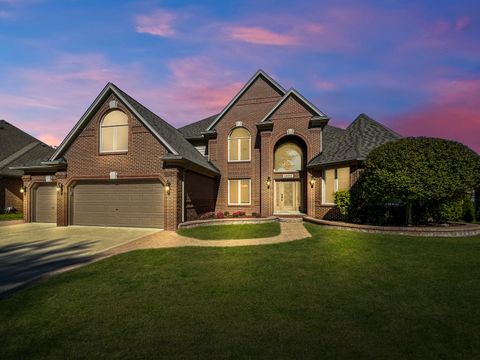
<box><xmin>22</xmin><ymin>94</ymin><xmax>192</xmax><ymax>230</ymax></box>
<box><xmin>209</xmin><ymin>77</ymin><xmax>324</xmax><ymax>218</ymax></box>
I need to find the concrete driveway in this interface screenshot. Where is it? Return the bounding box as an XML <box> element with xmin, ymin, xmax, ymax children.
<box><xmin>0</xmin><ymin>223</ymin><xmax>159</xmax><ymax>296</ymax></box>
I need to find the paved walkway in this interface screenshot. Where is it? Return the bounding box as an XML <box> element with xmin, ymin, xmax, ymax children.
<box><xmin>106</xmin><ymin>222</ymin><xmax>311</xmax><ymax>255</ymax></box>
<box><xmin>0</xmin><ymin>223</ymin><xmax>157</xmax><ymax>296</ymax></box>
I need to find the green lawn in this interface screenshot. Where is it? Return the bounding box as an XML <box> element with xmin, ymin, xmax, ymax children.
<box><xmin>177</xmin><ymin>222</ymin><xmax>281</xmax><ymax>240</ymax></box>
<box><xmin>0</xmin><ymin>213</ymin><xmax>23</xmax><ymax>221</ymax></box>
<box><xmin>2</xmin><ymin>223</ymin><xmax>480</xmax><ymax>359</ymax></box>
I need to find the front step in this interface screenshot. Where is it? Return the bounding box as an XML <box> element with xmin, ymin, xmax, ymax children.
<box><xmin>278</xmin><ymin>217</ymin><xmax>304</xmax><ymax>223</ymax></box>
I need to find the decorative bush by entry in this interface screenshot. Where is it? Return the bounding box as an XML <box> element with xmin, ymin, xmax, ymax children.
<box><xmin>334</xmin><ymin>190</ymin><xmax>351</xmax><ymax>218</ymax></box>
<box><xmin>350</xmin><ymin>137</ymin><xmax>480</xmax><ymax>225</ymax></box>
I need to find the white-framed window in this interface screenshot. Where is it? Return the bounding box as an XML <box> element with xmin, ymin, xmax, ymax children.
<box><xmin>322</xmin><ymin>166</ymin><xmax>350</xmax><ymax>205</ymax></box>
<box><xmin>228</xmin><ymin>127</ymin><xmax>251</xmax><ymax>162</ymax></box>
<box><xmin>100</xmin><ymin>110</ymin><xmax>128</xmax><ymax>153</ymax></box>
<box><xmin>228</xmin><ymin>179</ymin><xmax>251</xmax><ymax>205</ymax></box>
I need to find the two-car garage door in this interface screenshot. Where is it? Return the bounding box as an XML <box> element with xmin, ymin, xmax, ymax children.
<box><xmin>71</xmin><ymin>182</ymin><xmax>164</xmax><ymax>229</ymax></box>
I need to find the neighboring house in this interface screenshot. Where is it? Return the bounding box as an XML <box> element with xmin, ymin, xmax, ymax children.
<box><xmin>0</xmin><ymin>120</ymin><xmax>54</xmax><ymax>213</ymax></box>
<box><xmin>14</xmin><ymin>70</ymin><xmax>400</xmax><ymax>230</ymax></box>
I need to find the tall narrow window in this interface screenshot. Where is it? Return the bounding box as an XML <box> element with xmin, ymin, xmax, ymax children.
<box><xmin>100</xmin><ymin>110</ymin><xmax>128</xmax><ymax>153</ymax></box>
<box><xmin>228</xmin><ymin>179</ymin><xmax>251</xmax><ymax>205</ymax></box>
<box><xmin>322</xmin><ymin>166</ymin><xmax>350</xmax><ymax>205</ymax></box>
<box><xmin>228</xmin><ymin>127</ymin><xmax>251</xmax><ymax>162</ymax></box>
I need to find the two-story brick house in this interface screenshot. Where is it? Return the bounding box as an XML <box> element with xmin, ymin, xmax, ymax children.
<box><xmin>14</xmin><ymin>70</ymin><xmax>401</xmax><ymax>230</ymax></box>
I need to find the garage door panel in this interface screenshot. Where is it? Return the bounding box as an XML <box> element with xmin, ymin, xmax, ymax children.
<box><xmin>35</xmin><ymin>186</ymin><xmax>57</xmax><ymax>223</ymax></box>
<box><xmin>72</xmin><ymin>182</ymin><xmax>164</xmax><ymax>228</ymax></box>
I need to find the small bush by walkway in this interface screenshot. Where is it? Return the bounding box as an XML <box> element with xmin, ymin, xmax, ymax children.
<box><xmin>0</xmin><ymin>213</ymin><xmax>23</xmax><ymax>221</ymax></box>
<box><xmin>177</xmin><ymin>222</ymin><xmax>281</xmax><ymax>240</ymax></box>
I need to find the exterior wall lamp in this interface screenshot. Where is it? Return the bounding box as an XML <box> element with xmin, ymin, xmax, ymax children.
<box><xmin>266</xmin><ymin>176</ymin><xmax>271</xmax><ymax>189</ymax></box>
<box><xmin>56</xmin><ymin>183</ymin><xmax>64</xmax><ymax>194</ymax></box>
<box><xmin>20</xmin><ymin>185</ymin><xmax>26</xmax><ymax>194</ymax></box>
<box><xmin>309</xmin><ymin>177</ymin><xmax>315</xmax><ymax>188</ymax></box>
<box><xmin>165</xmin><ymin>181</ymin><xmax>171</xmax><ymax>195</ymax></box>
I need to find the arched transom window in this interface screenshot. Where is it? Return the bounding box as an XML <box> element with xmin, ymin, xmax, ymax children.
<box><xmin>100</xmin><ymin>110</ymin><xmax>128</xmax><ymax>153</ymax></box>
<box><xmin>228</xmin><ymin>127</ymin><xmax>251</xmax><ymax>162</ymax></box>
<box><xmin>274</xmin><ymin>142</ymin><xmax>303</xmax><ymax>172</ymax></box>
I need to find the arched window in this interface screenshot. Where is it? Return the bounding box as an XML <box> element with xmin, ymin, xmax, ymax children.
<box><xmin>100</xmin><ymin>110</ymin><xmax>128</xmax><ymax>153</ymax></box>
<box><xmin>228</xmin><ymin>127</ymin><xmax>251</xmax><ymax>161</ymax></box>
<box><xmin>274</xmin><ymin>142</ymin><xmax>303</xmax><ymax>172</ymax></box>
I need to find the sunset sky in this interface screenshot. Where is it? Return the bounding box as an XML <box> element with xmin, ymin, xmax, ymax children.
<box><xmin>0</xmin><ymin>0</ymin><xmax>479</xmax><ymax>152</ymax></box>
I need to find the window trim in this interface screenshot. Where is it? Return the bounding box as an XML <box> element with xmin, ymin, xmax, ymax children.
<box><xmin>322</xmin><ymin>169</ymin><xmax>336</xmax><ymax>205</ymax></box>
<box><xmin>322</xmin><ymin>167</ymin><xmax>350</xmax><ymax>205</ymax></box>
<box><xmin>99</xmin><ymin>111</ymin><xmax>129</xmax><ymax>154</ymax></box>
<box><xmin>227</xmin><ymin>127</ymin><xmax>251</xmax><ymax>162</ymax></box>
<box><xmin>227</xmin><ymin>179</ymin><xmax>251</xmax><ymax>206</ymax></box>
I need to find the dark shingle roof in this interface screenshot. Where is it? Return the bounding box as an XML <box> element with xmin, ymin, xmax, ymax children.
<box><xmin>308</xmin><ymin>114</ymin><xmax>401</xmax><ymax>167</ymax></box>
<box><xmin>177</xmin><ymin>114</ymin><xmax>218</xmax><ymax>138</ymax></box>
<box><xmin>2</xmin><ymin>143</ymin><xmax>54</xmax><ymax>176</ymax></box>
<box><xmin>111</xmin><ymin>85</ymin><xmax>219</xmax><ymax>175</ymax></box>
<box><xmin>0</xmin><ymin>120</ymin><xmax>55</xmax><ymax>176</ymax></box>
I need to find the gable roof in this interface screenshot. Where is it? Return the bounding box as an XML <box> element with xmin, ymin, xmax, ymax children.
<box><xmin>50</xmin><ymin>83</ymin><xmax>219</xmax><ymax>175</ymax></box>
<box><xmin>0</xmin><ymin>120</ymin><xmax>54</xmax><ymax>176</ymax></box>
<box><xmin>307</xmin><ymin>113</ymin><xmax>401</xmax><ymax>167</ymax></box>
<box><xmin>178</xmin><ymin>114</ymin><xmax>218</xmax><ymax>139</ymax></box>
<box><xmin>205</xmin><ymin>69</ymin><xmax>287</xmax><ymax>131</ymax></box>
<box><xmin>259</xmin><ymin>88</ymin><xmax>329</xmax><ymax>123</ymax></box>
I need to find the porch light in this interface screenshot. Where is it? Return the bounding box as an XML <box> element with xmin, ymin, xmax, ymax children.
<box><xmin>56</xmin><ymin>183</ymin><xmax>64</xmax><ymax>194</ymax></box>
<box><xmin>309</xmin><ymin>177</ymin><xmax>315</xmax><ymax>188</ymax></box>
<box><xmin>165</xmin><ymin>181</ymin><xmax>171</xmax><ymax>195</ymax></box>
<box><xmin>20</xmin><ymin>185</ymin><xmax>26</xmax><ymax>194</ymax></box>
<box><xmin>266</xmin><ymin>177</ymin><xmax>271</xmax><ymax>189</ymax></box>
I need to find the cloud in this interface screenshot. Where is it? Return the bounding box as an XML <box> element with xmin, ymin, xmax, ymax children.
<box><xmin>135</xmin><ymin>9</ymin><xmax>176</xmax><ymax>37</ymax></box>
<box><xmin>37</xmin><ymin>133</ymin><xmax>62</xmax><ymax>147</ymax></box>
<box><xmin>132</xmin><ymin>56</ymin><xmax>243</xmax><ymax>125</ymax></box>
<box><xmin>389</xmin><ymin>78</ymin><xmax>480</xmax><ymax>153</ymax></box>
<box><xmin>226</xmin><ymin>26</ymin><xmax>297</xmax><ymax>46</ymax></box>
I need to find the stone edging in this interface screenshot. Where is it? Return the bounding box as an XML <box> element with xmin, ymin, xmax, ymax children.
<box><xmin>303</xmin><ymin>216</ymin><xmax>480</xmax><ymax>237</ymax></box>
<box><xmin>178</xmin><ymin>217</ymin><xmax>279</xmax><ymax>229</ymax></box>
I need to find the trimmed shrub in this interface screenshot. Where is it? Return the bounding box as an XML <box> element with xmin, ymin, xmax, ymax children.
<box><xmin>224</xmin><ymin>211</ymin><xmax>230</xmax><ymax>217</ymax></box>
<box><xmin>353</xmin><ymin>137</ymin><xmax>480</xmax><ymax>225</ymax></box>
<box><xmin>334</xmin><ymin>190</ymin><xmax>350</xmax><ymax>218</ymax></box>
<box><xmin>239</xmin><ymin>211</ymin><xmax>246</xmax><ymax>217</ymax></box>
<box><xmin>437</xmin><ymin>199</ymin><xmax>464</xmax><ymax>222</ymax></box>
<box><xmin>463</xmin><ymin>199</ymin><xmax>476</xmax><ymax>223</ymax></box>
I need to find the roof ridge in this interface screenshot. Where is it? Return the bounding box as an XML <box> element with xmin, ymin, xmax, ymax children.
<box><xmin>259</xmin><ymin>87</ymin><xmax>329</xmax><ymax>123</ymax></box>
<box><xmin>206</xmin><ymin>69</ymin><xmax>287</xmax><ymax>131</ymax></box>
<box><xmin>349</xmin><ymin>113</ymin><xmax>402</xmax><ymax>138</ymax></box>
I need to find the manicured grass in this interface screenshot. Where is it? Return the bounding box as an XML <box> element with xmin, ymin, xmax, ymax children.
<box><xmin>177</xmin><ymin>222</ymin><xmax>281</xmax><ymax>240</ymax></box>
<box><xmin>2</xmin><ymin>224</ymin><xmax>480</xmax><ymax>359</ymax></box>
<box><xmin>0</xmin><ymin>213</ymin><xmax>23</xmax><ymax>221</ymax></box>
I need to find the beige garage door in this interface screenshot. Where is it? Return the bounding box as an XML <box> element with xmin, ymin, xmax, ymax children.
<box><xmin>34</xmin><ymin>185</ymin><xmax>57</xmax><ymax>223</ymax></box>
<box><xmin>72</xmin><ymin>182</ymin><xmax>164</xmax><ymax>228</ymax></box>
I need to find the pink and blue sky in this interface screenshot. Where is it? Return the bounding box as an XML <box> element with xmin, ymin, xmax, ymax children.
<box><xmin>0</xmin><ymin>0</ymin><xmax>479</xmax><ymax>152</ymax></box>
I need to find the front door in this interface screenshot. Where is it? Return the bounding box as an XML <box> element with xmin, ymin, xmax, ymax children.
<box><xmin>274</xmin><ymin>181</ymin><xmax>301</xmax><ymax>212</ymax></box>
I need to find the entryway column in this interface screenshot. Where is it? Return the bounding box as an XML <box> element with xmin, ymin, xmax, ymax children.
<box><xmin>55</xmin><ymin>172</ymin><xmax>68</xmax><ymax>226</ymax></box>
<box><xmin>260</xmin><ymin>131</ymin><xmax>273</xmax><ymax>217</ymax></box>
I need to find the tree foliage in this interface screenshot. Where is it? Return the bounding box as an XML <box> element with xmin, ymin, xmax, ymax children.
<box><xmin>350</xmin><ymin>137</ymin><xmax>480</xmax><ymax>225</ymax></box>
